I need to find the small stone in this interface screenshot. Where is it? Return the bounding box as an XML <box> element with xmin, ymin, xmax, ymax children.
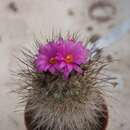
<box><xmin>120</xmin><ymin>123</ymin><xmax>125</xmax><ymax>128</ymax></box>
<box><xmin>86</xmin><ymin>26</ymin><xmax>93</xmax><ymax>32</ymax></box>
<box><xmin>8</xmin><ymin>2</ymin><xmax>18</xmax><ymax>13</ymax></box>
<box><xmin>89</xmin><ymin>34</ymin><xmax>101</xmax><ymax>43</ymax></box>
<box><xmin>67</xmin><ymin>9</ymin><xmax>75</xmax><ymax>16</ymax></box>
<box><xmin>106</xmin><ymin>55</ymin><xmax>113</xmax><ymax>62</ymax></box>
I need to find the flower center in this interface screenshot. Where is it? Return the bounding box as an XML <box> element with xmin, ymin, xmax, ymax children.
<box><xmin>49</xmin><ymin>57</ymin><xmax>57</xmax><ymax>64</ymax></box>
<box><xmin>65</xmin><ymin>55</ymin><xmax>73</xmax><ymax>64</ymax></box>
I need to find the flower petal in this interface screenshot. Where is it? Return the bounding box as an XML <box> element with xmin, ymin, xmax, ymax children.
<box><xmin>63</xmin><ymin>66</ymin><xmax>70</xmax><ymax>80</ymax></box>
<box><xmin>49</xmin><ymin>66</ymin><xmax>56</xmax><ymax>74</ymax></box>
<box><xmin>74</xmin><ymin>65</ymin><xmax>83</xmax><ymax>74</ymax></box>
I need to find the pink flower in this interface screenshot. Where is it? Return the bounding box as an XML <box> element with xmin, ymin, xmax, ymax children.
<box><xmin>57</xmin><ymin>40</ymin><xmax>89</xmax><ymax>79</ymax></box>
<box><xmin>34</xmin><ymin>37</ymin><xmax>90</xmax><ymax>79</ymax></box>
<box><xmin>35</xmin><ymin>42</ymin><xmax>58</xmax><ymax>74</ymax></box>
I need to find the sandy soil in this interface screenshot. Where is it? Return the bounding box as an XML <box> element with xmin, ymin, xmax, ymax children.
<box><xmin>0</xmin><ymin>0</ymin><xmax>130</xmax><ymax>130</ymax></box>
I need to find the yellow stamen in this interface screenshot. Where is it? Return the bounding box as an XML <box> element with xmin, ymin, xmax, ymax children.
<box><xmin>49</xmin><ymin>57</ymin><xmax>57</xmax><ymax>64</ymax></box>
<box><xmin>65</xmin><ymin>55</ymin><xmax>73</xmax><ymax>64</ymax></box>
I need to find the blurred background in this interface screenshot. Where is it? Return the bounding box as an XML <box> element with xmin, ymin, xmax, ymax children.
<box><xmin>0</xmin><ymin>0</ymin><xmax>130</xmax><ymax>130</ymax></box>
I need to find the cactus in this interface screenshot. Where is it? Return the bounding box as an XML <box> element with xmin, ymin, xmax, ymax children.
<box><xmin>15</xmin><ymin>33</ymin><xmax>114</xmax><ymax>130</ymax></box>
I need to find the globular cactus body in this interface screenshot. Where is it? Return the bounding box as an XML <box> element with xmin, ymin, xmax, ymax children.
<box><xmin>15</xmin><ymin>34</ymin><xmax>113</xmax><ymax>130</ymax></box>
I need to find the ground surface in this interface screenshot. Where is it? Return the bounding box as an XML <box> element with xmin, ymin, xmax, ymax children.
<box><xmin>0</xmin><ymin>0</ymin><xmax>130</xmax><ymax>130</ymax></box>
